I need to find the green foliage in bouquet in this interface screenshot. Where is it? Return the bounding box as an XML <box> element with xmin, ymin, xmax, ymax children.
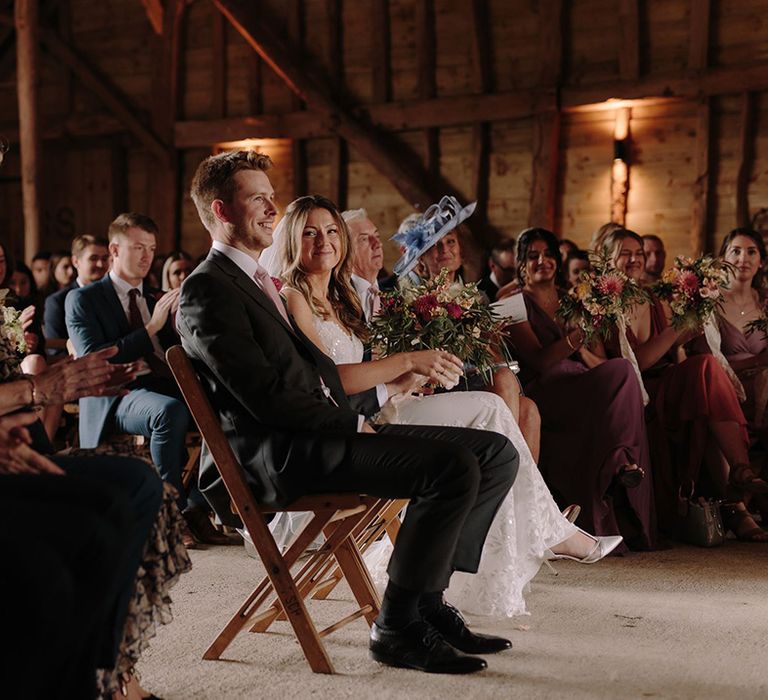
<box><xmin>370</xmin><ymin>269</ymin><xmax>512</xmax><ymax>384</ymax></box>
<box><xmin>557</xmin><ymin>252</ymin><xmax>648</xmax><ymax>342</ymax></box>
<box><xmin>652</xmin><ymin>255</ymin><xmax>733</xmax><ymax>331</ymax></box>
<box><xmin>0</xmin><ymin>288</ymin><xmax>27</xmax><ymax>381</ymax></box>
<box><xmin>745</xmin><ymin>296</ymin><xmax>768</xmax><ymax>340</ymax></box>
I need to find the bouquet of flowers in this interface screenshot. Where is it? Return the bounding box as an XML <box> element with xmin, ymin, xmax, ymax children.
<box><xmin>0</xmin><ymin>288</ymin><xmax>27</xmax><ymax>381</ymax></box>
<box><xmin>557</xmin><ymin>253</ymin><xmax>647</xmax><ymax>342</ymax></box>
<box><xmin>652</xmin><ymin>256</ymin><xmax>733</xmax><ymax>330</ymax></box>
<box><xmin>370</xmin><ymin>270</ymin><xmax>512</xmax><ymax>384</ymax></box>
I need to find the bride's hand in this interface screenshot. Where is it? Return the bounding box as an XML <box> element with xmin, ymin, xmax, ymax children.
<box><xmin>386</xmin><ymin>371</ymin><xmax>431</xmax><ymax>398</ymax></box>
<box><xmin>406</xmin><ymin>350</ymin><xmax>464</xmax><ymax>386</ymax></box>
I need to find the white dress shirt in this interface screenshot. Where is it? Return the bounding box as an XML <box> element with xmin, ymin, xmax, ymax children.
<box><xmin>109</xmin><ymin>270</ymin><xmax>166</xmax><ymax>362</ymax></box>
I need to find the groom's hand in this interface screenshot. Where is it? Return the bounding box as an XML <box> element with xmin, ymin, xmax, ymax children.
<box><xmin>361</xmin><ymin>422</ymin><xmax>377</xmax><ymax>434</ymax></box>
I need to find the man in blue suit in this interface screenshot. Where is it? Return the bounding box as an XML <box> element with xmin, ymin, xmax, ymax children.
<box><xmin>44</xmin><ymin>234</ymin><xmax>110</xmax><ymax>357</ymax></box>
<box><xmin>65</xmin><ymin>212</ymin><xmax>228</xmax><ymax>545</ymax></box>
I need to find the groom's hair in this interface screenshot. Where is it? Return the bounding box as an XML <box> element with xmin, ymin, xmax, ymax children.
<box><xmin>191</xmin><ymin>150</ymin><xmax>273</xmax><ymax>232</ymax></box>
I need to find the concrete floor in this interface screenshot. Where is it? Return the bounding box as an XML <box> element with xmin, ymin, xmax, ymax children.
<box><xmin>139</xmin><ymin>541</ymin><xmax>768</xmax><ymax>699</ymax></box>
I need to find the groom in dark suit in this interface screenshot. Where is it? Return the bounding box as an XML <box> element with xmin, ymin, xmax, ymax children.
<box><xmin>178</xmin><ymin>150</ymin><xmax>519</xmax><ymax>675</ymax></box>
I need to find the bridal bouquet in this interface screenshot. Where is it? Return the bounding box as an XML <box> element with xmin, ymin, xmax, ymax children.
<box><xmin>0</xmin><ymin>289</ymin><xmax>27</xmax><ymax>381</ymax></box>
<box><xmin>370</xmin><ymin>270</ymin><xmax>512</xmax><ymax>384</ymax></box>
<box><xmin>652</xmin><ymin>256</ymin><xmax>732</xmax><ymax>331</ymax></box>
<box><xmin>557</xmin><ymin>253</ymin><xmax>647</xmax><ymax>342</ymax></box>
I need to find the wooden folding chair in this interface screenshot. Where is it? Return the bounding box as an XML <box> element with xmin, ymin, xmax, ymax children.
<box><xmin>166</xmin><ymin>345</ymin><xmax>392</xmax><ymax>674</ymax></box>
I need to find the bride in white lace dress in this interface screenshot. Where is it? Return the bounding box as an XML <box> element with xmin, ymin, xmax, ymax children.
<box><xmin>262</xmin><ymin>195</ymin><xmax>621</xmax><ymax>617</ymax></box>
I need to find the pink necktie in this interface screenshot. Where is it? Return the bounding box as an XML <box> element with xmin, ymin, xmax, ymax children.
<box><xmin>254</xmin><ymin>266</ymin><xmax>291</xmax><ymax>325</ymax></box>
<box><xmin>370</xmin><ymin>285</ymin><xmax>381</xmax><ymax>318</ymax></box>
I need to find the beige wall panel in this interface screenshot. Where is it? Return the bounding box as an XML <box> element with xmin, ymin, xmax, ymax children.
<box><xmin>625</xmin><ymin>102</ymin><xmax>698</xmax><ymax>261</ymax></box>
<box><xmin>556</xmin><ymin>112</ymin><xmax>615</xmax><ymax>247</ymax></box>
<box><xmin>750</xmin><ymin>92</ymin><xmax>768</xmax><ymax>219</ymax></box>
<box><xmin>487</xmin><ymin>119</ymin><xmax>534</xmax><ymax>238</ymax></box>
<box><xmin>712</xmin><ymin>95</ymin><xmax>742</xmax><ymax>248</ymax></box>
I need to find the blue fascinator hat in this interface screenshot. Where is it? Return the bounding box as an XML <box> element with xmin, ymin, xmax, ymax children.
<box><xmin>392</xmin><ymin>195</ymin><xmax>477</xmax><ymax>277</ymax></box>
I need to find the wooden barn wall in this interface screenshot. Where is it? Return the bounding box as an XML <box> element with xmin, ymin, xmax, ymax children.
<box><xmin>2</xmin><ymin>1</ymin><xmax>768</xmax><ymax>274</ymax></box>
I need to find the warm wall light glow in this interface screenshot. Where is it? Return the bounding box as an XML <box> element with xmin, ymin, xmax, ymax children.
<box><xmin>214</xmin><ymin>138</ymin><xmax>284</xmax><ymax>153</ymax></box>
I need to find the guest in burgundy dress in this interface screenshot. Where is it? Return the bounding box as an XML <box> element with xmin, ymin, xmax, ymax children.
<box><xmin>507</xmin><ymin>228</ymin><xmax>656</xmax><ymax>551</ymax></box>
<box><xmin>603</xmin><ymin>228</ymin><xmax>768</xmax><ymax>542</ymax></box>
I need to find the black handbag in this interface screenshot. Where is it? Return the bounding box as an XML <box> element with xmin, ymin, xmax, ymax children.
<box><xmin>675</xmin><ymin>490</ymin><xmax>725</xmax><ymax>548</ymax></box>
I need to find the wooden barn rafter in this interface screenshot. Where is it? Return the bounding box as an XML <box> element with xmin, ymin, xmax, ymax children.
<box><xmin>2</xmin><ymin>0</ymin><xmax>768</xmax><ymax>274</ymax></box>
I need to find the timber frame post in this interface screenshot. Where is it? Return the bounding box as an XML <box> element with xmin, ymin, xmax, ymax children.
<box><xmin>14</xmin><ymin>0</ymin><xmax>42</xmax><ymax>264</ymax></box>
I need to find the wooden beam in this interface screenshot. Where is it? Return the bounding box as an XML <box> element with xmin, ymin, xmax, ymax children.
<box><xmin>173</xmin><ymin>59</ymin><xmax>768</xmax><ymax>145</ymax></box>
<box><xmin>140</xmin><ymin>0</ymin><xmax>163</xmax><ymax>35</ymax></box>
<box><xmin>370</xmin><ymin>0</ymin><xmax>390</xmax><ymax>103</ymax></box>
<box><xmin>735</xmin><ymin>91</ymin><xmax>756</xmax><ymax>229</ymax></box>
<box><xmin>688</xmin><ymin>0</ymin><xmax>711</xmax><ymax>72</ymax></box>
<box><xmin>211</xmin><ymin>8</ymin><xmax>226</xmax><ymax>118</ymax></box>
<box><xmin>618</xmin><ymin>0</ymin><xmax>640</xmax><ymax>81</ymax></box>
<box><xmin>36</xmin><ymin>26</ymin><xmax>170</xmax><ymax>162</ymax></box>
<box><xmin>690</xmin><ymin>97</ymin><xmax>711</xmax><ymax>255</ymax></box>
<box><xmin>213</xmin><ymin>0</ymin><xmax>435</xmax><ymax>208</ymax></box>
<box><xmin>528</xmin><ymin>111</ymin><xmax>561</xmax><ymax>231</ymax></box>
<box><xmin>537</xmin><ymin>0</ymin><xmax>563</xmax><ymax>85</ymax></box>
<box><xmin>15</xmin><ymin>0</ymin><xmax>42</xmax><ymax>264</ymax></box>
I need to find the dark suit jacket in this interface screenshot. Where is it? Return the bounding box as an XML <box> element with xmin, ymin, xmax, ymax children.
<box><xmin>176</xmin><ymin>249</ymin><xmax>361</xmax><ymax>524</ymax></box>
<box><xmin>44</xmin><ymin>280</ymin><xmax>78</xmax><ymax>355</ymax></box>
<box><xmin>65</xmin><ymin>275</ymin><xmax>177</xmax><ymax>448</ymax></box>
<box><xmin>477</xmin><ymin>275</ymin><xmax>498</xmax><ymax>303</ymax></box>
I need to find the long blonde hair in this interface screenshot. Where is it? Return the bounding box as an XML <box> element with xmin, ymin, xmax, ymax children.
<box><xmin>274</xmin><ymin>195</ymin><xmax>367</xmax><ymax>340</ymax></box>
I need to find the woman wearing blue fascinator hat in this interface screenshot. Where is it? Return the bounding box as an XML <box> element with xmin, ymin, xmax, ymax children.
<box><xmin>393</xmin><ymin>195</ymin><xmax>477</xmax><ymax>280</ymax></box>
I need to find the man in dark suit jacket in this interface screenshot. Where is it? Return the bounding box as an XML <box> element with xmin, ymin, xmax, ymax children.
<box><xmin>65</xmin><ymin>213</ymin><xmax>225</xmax><ymax>545</ymax></box>
<box><xmin>44</xmin><ymin>234</ymin><xmax>110</xmax><ymax>357</ymax></box>
<box><xmin>477</xmin><ymin>238</ymin><xmax>517</xmax><ymax>303</ymax></box>
<box><xmin>178</xmin><ymin>150</ymin><xmax>519</xmax><ymax>674</ymax></box>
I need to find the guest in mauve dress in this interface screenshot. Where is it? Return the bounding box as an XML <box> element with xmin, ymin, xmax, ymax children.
<box><xmin>691</xmin><ymin>228</ymin><xmax>768</xmax><ymax>532</ymax></box>
<box><xmin>507</xmin><ymin>228</ymin><xmax>656</xmax><ymax>551</ymax></box>
<box><xmin>603</xmin><ymin>228</ymin><xmax>768</xmax><ymax>542</ymax></box>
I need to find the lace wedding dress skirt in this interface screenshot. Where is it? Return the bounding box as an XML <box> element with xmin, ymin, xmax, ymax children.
<box><xmin>272</xmin><ymin>317</ymin><xmax>576</xmax><ymax>617</ymax></box>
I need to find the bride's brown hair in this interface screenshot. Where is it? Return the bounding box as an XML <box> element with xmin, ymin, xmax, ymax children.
<box><xmin>279</xmin><ymin>195</ymin><xmax>368</xmax><ymax>340</ymax></box>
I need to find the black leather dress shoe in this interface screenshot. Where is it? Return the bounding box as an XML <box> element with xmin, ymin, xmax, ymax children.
<box><xmin>369</xmin><ymin>621</ymin><xmax>487</xmax><ymax>674</ymax></box>
<box><xmin>183</xmin><ymin>507</ymin><xmax>240</xmax><ymax>546</ymax></box>
<box><xmin>424</xmin><ymin>603</ymin><xmax>512</xmax><ymax>654</ymax></box>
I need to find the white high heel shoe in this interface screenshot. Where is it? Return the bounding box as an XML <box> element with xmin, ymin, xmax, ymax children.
<box><xmin>548</xmin><ymin>528</ymin><xmax>623</xmax><ymax>564</ymax></box>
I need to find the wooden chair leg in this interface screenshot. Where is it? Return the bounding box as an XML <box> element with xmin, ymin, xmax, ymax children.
<box><xmin>250</xmin><ymin>504</ymin><xmax>371</xmax><ymax>632</ymax></box>
<box><xmin>333</xmin><ymin>536</ymin><xmax>381</xmax><ymax>626</ymax></box>
<box><xmin>313</xmin><ymin>499</ymin><xmax>405</xmax><ymax>601</ymax></box>
<box><xmin>204</xmin><ymin>510</ymin><xmax>336</xmax><ymax>674</ymax></box>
